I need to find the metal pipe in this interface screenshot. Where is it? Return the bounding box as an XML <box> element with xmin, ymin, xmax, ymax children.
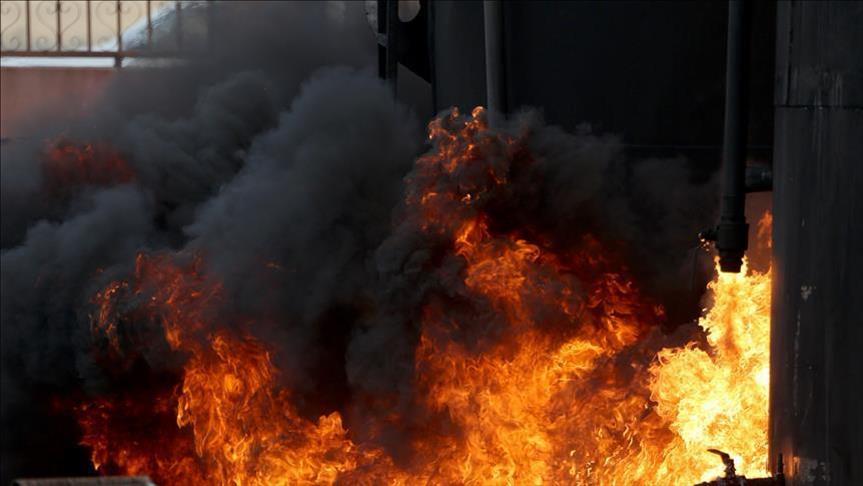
<box><xmin>483</xmin><ymin>0</ymin><xmax>505</xmax><ymax>127</ymax></box>
<box><xmin>710</xmin><ymin>0</ymin><xmax>752</xmax><ymax>273</ymax></box>
<box><xmin>86</xmin><ymin>0</ymin><xmax>91</xmax><ymax>51</ymax></box>
<box><xmin>55</xmin><ymin>0</ymin><xmax>61</xmax><ymax>51</ymax></box>
<box><xmin>115</xmin><ymin>0</ymin><xmax>122</xmax><ymax>67</ymax></box>
<box><xmin>385</xmin><ymin>0</ymin><xmax>398</xmax><ymax>95</ymax></box>
<box><xmin>25</xmin><ymin>0</ymin><xmax>30</xmax><ymax>51</ymax></box>
<box><xmin>116</xmin><ymin>0</ymin><xmax>122</xmax><ymax>51</ymax></box>
<box><xmin>146</xmin><ymin>0</ymin><xmax>152</xmax><ymax>49</ymax></box>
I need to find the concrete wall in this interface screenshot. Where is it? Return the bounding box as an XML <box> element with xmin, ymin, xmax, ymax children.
<box><xmin>1</xmin><ymin>67</ymin><xmax>115</xmax><ymax>138</ymax></box>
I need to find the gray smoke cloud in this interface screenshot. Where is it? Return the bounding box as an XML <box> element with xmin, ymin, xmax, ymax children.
<box><xmin>1</xmin><ymin>2</ymin><xmax>719</xmax><ymax>482</ymax></box>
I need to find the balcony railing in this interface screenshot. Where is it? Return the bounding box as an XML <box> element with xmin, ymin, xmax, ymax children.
<box><xmin>0</xmin><ymin>0</ymin><xmax>212</xmax><ymax>66</ymax></box>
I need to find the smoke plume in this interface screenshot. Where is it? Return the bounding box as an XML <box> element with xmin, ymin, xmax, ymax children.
<box><xmin>1</xmin><ymin>2</ymin><xmax>719</xmax><ymax>482</ymax></box>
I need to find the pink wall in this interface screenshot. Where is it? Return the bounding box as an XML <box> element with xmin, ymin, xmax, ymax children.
<box><xmin>1</xmin><ymin>67</ymin><xmax>115</xmax><ymax>138</ymax></box>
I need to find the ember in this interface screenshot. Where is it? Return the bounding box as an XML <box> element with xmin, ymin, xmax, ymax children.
<box><xmin>75</xmin><ymin>108</ymin><xmax>771</xmax><ymax>485</ymax></box>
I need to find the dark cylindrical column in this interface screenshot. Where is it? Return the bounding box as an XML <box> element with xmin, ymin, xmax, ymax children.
<box><xmin>483</xmin><ymin>0</ymin><xmax>506</xmax><ymax>126</ymax></box>
<box><xmin>770</xmin><ymin>2</ymin><xmax>863</xmax><ymax>485</ymax></box>
<box><xmin>716</xmin><ymin>0</ymin><xmax>752</xmax><ymax>273</ymax></box>
<box><xmin>386</xmin><ymin>0</ymin><xmax>399</xmax><ymax>95</ymax></box>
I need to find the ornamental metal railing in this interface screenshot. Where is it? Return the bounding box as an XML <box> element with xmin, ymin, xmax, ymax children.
<box><xmin>0</xmin><ymin>0</ymin><xmax>212</xmax><ymax>66</ymax></box>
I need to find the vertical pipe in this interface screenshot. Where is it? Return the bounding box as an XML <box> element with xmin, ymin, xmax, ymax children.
<box><xmin>25</xmin><ymin>0</ymin><xmax>30</xmax><ymax>51</ymax></box>
<box><xmin>115</xmin><ymin>0</ymin><xmax>122</xmax><ymax>51</ymax></box>
<box><xmin>715</xmin><ymin>0</ymin><xmax>751</xmax><ymax>273</ymax></box>
<box><xmin>483</xmin><ymin>0</ymin><xmax>506</xmax><ymax>127</ymax></box>
<box><xmin>146</xmin><ymin>0</ymin><xmax>152</xmax><ymax>49</ymax></box>
<box><xmin>55</xmin><ymin>0</ymin><xmax>61</xmax><ymax>51</ymax></box>
<box><xmin>86</xmin><ymin>0</ymin><xmax>91</xmax><ymax>51</ymax></box>
<box><xmin>385</xmin><ymin>0</ymin><xmax>398</xmax><ymax>96</ymax></box>
<box><xmin>115</xmin><ymin>0</ymin><xmax>122</xmax><ymax>67</ymax></box>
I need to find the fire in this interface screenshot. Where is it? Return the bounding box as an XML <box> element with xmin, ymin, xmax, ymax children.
<box><xmin>412</xmin><ymin>216</ymin><xmax>656</xmax><ymax>483</ymax></box>
<box><xmin>648</xmin><ymin>259</ymin><xmax>771</xmax><ymax>482</ymax></box>
<box><xmin>43</xmin><ymin>139</ymin><xmax>135</xmax><ymax>194</ymax></box>
<box><xmin>757</xmin><ymin>211</ymin><xmax>773</xmax><ymax>249</ymax></box>
<box><xmin>81</xmin><ymin>253</ymin><xmax>398</xmax><ymax>485</ymax></box>
<box><xmin>76</xmin><ymin>107</ymin><xmax>771</xmax><ymax>485</ymax></box>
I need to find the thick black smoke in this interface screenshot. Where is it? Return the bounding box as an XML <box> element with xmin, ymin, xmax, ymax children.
<box><xmin>184</xmin><ymin>66</ymin><xmax>422</xmax><ymax>408</ymax></box>
<box><xmin>339</xmin><ymin>110</ymin><xmax>717</xmax><ymax>454</ymax></box>
<box><xmin>1</xmin><ymin>2</ymin><xmax>718</xmax><ymax>482</ymax></box>
<box><xmin>0</xmin><ymin>2</ymin><xmax>415</xmax><ymax>482</ymax></box>
<box><xmin>1</xmin><ymin>1</ymin><xmax>378</xmax><ymax>249</ymax></box>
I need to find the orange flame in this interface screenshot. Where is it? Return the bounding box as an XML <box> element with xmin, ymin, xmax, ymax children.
<box><xmin>648</xmin><ymin>258</ymin><xmax>771</xmax><ymax>482</ymax></box>
<box><xmin>757</xmin><ymin>211</ymin><xmax>773</xmax><ymax>250</ymax></box>
<box><xmin>43</xmin><ymin>139</ymin><xmax>135</xmax><ymax>194</ymax></box>
<box><xmin>81</xmin><ymin>253</ymin><xmax>399</xmax><ymax>485</ymax></box>
<box><xmin>76</xmin><ymin>108</ymin><xmax>771</xmax><ymax>485</ymax></box>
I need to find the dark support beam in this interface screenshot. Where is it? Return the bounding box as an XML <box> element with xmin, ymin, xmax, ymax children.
<box><xmin>483</xmin><ymin>0</ymin><xmax>506</xmax><ymax>126</ymax></box>
<box><xmin>86</xmin><ymin>0</ymin><xmax>92</xmax><ymax>50</ymax></box>
<box><xmin>146</xmin><ymin>0</ymin><xmax>153</xmax><ymax>48</ymax></box>
<box><xmin>55</xmin><ymin>0</ymin><xmax>61</xmax><ymax>51</ymax></box>
<box><xmin>115</xmin><ymin>0</ymin><xmax>122</xmax><ymax>67</ymax></box>
<box><xmin>25</xmin><ymin>0</ymin><xmax>31</xmax><ymax>51</ymax></box>
<box><xmin>385</xmin><ymin>0</ymin><xmax>399</xmax><ymax>95</ymax></box>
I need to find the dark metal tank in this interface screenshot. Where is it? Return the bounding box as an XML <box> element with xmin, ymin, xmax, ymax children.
<box><xmin>769</xmin><ymin>2</ymin><xmax>863</xmax><ymax>485</ymax></box>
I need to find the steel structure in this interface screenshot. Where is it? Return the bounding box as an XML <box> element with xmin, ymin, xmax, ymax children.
<box><xmin>770</xmin><ymin>2</ymin><xmax>863</xmax><ymax>485</ymax></box>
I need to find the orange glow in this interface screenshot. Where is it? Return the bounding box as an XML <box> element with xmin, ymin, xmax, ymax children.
<box><xmin>43</xmin><ymin>139</ymin><xmax>135</xmax><ymax>193</ymax></box>
<box><xmin>77</xmin><ymin>108</ymin><xmax>771</xmax><ymax>485</ymax></box>
<box><xmin>81</xmin><ymin>253</ymin><xmax>399</xmax><ymax>485</ymax></box>
<box><xmin>648</xmin><ymin>258</ymin><xmax>771</xmax><ymax>482</ymax></box>
<box><xmin>757</xmin><ymin>211</ymin><xmax>773</xmax><ymax>249</ymax></box>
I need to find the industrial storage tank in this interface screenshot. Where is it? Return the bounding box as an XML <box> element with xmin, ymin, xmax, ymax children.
<box><xmin>769</xmin><ymin>2</ymin><xmax>863</xmax><ymax>485</ymax></box>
